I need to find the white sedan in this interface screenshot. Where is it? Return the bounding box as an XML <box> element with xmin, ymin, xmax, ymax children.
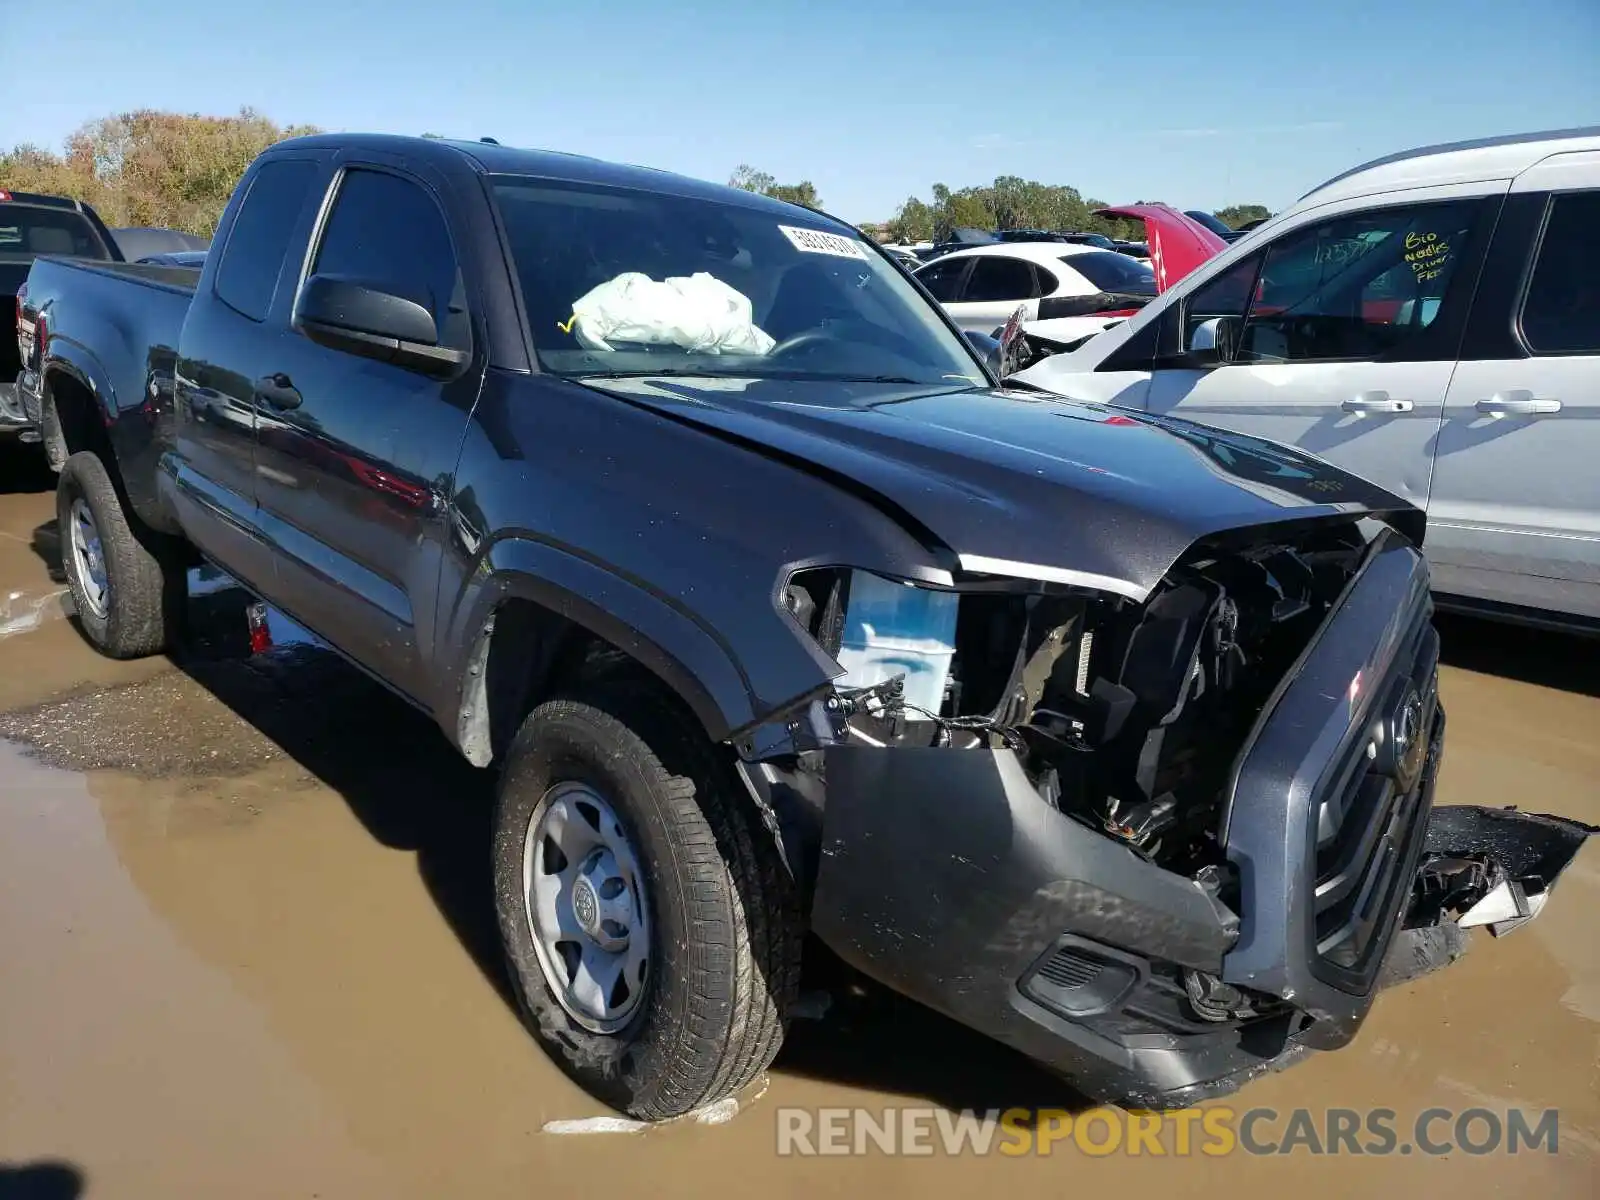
<box><xmin>912</xmin><ymin>241</ymin><xmax>1157</xmax><ymax>337</ymax></box>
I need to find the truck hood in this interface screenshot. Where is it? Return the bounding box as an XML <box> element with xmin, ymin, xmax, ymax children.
<box><xmin>587</xmin><ymin>377</ymin><xmax>1422</xmax><ymax>600</ymax></box>
<box><xmin>1096</xmin><ymin>204</ymin><xmax>1227</xmax><ymax>292</ymax></box>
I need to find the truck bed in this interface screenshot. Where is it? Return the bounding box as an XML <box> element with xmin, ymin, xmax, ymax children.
<box><xmin>13</xmin><ymin>254</ymin><xmax>200</xmax><ymax>524</ymax></box>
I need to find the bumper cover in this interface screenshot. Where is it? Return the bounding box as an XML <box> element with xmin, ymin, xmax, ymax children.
<box><xmin>809</xmin><ymin>532</ymin><xmax>1593</xmax><ymax>1106</ymax></box>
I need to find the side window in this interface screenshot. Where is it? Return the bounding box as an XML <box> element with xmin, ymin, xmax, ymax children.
<box><xmin>1183</xmin><ymin>254</ymin><xmax>1262</xmax><ymax>345</ymax></box>
<box><xmin>964</xmin><ymin>256</ymin><xmax>1041</xmax><ymax>302</ymax></box>
<box><xmin>1234</xmin><ymin>201</ymin><xmax>1480</xmax><ymax>364</ymax></box>
<box><xmin>309</xmin><ymin>168</ymin><xmax>470</xmax><ymax>351</ymax></box>
<box><xmin>915</xmin><ymin>258</ymin><xmax>968</xmax><ymax>302</ymax></box>
<box><xmin>215</xmin><ymin>159</ymin><xmax>318</xmax><ymax>322</ymax></box>
<box><xmin>1031</xmin><ymin>264</ymin><xmax>1060</xmax><ymax>296</ymax></box>
<box><xmin>1520</xmin><ymin>190</ymin><xmax>1600</xmax><ymax>355</ymax></box>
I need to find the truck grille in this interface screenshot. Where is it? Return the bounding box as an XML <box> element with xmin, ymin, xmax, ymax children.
<box><xmin>1310</xmin><ymin>624</ymin><xmax>1441</xmax><ymax>988</ymax></box>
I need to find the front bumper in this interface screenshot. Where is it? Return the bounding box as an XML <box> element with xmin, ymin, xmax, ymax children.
<box><xmin>808</xmin><ymin>532</ymin><xmax>1593</xmax><ymax>1107</ymax></box>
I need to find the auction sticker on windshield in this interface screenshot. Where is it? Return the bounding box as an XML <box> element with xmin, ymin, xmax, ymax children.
<box><xmin>780</xmin><ymin>225</ymin><xmax>870</xmax><ymax>260</ymax></box>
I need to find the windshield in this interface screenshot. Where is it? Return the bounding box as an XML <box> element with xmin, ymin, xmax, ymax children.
<box><xmin>1063</xmin><ymin>250</ymin><xmax>1156</xmax><ymax>294</ymax></box>
<box><xmin>491</xmin><ymin>176</ymin><xmax>984</xmax><ymax>385</ymax></box>
<box><xmin>0</xmin><ymin>205</ymin><xmax>109</xmax><ymax>259</ymax></box>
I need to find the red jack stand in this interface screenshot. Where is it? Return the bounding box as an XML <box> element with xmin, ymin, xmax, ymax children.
<box><xmin>246</xmin><ymin>601</ymin><xmax>272</xmax><ymax>654</ymax></box>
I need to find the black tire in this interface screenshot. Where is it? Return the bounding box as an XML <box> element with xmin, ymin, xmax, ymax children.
<box><xmin>56</xmin><ymin>450</ymin><xmax>175</xmax><ymax>659</ymax></box>
<box><xmin>492</xmin><ymin>683</ymin><xmax>801</xmax><ymax>1120</ymax></box>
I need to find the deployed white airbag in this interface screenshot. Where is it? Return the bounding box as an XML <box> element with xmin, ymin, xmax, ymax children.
<box><xmin>564</xmin><ymin>272</ymin><xmax>775</xmax><ymax>356</ymax></box>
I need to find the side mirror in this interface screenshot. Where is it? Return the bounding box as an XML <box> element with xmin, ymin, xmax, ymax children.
<box><xmin>294</xmin><ymin>274</ymin><xmax>467</xmax><ymax>376</ymax></box>
<box><xmin>1187</xmin><ymin>316</ymin><xmax>1238</xmax><ymax>367</ymax></box>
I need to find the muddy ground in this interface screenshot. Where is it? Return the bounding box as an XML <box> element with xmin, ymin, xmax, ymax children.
<box><xmin>1</xmin><ymin>441</ymin><xmax>1595</xmax><ymax>1198</ymax></box>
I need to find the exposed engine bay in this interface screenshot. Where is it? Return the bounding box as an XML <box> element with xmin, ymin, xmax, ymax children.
<box><xmin>786</xmin><ymin>522</ymin><xmax>1372</xmax><ymax>887</ymax></box>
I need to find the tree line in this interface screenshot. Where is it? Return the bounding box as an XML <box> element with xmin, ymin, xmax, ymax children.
<box><xmin>0</xmin><ymin>109</ymin><xmax>318</xmax><ymax>236</ymax></box>
<box><xmin>727</xmin><ymin>169</ymin><xmax>1270</xmax><ymax>243</ymax></box>
<box><xmin>0</xmin><ymin>110</ymin><xmax>1271</xmax><ymax>244</ymax></box>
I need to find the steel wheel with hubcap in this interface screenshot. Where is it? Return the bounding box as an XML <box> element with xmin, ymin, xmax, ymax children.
<box><xmin>67</xmin><ymin>496</ymin><xmax>111</xmax><ymax>618</ymax></box>
<box><xmin>492</xmin><ymin>686</ymin><xmax>801</xmax><ymax>1120</ymax></box>
<box><xmin>54</xmin><ymin>451</ymin><xmax>175</xmax><ymax>659</ymax></box>
<box><xmin>523</xmin><ymin>781</ymin><xmax>652</xmax><ymax>1033</ymax></box>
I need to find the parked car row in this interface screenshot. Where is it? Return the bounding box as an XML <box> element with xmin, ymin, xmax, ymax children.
<box><xmin>14</xmin><ymin>130</ymin><xmax>1592</xmax><ymax>1124</ymax></box>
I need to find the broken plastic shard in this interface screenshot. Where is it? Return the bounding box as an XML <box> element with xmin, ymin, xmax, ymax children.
<box><xmin>541</xmin><ymin>1116</ymin><xmax>648</xmax><ymax>1135</ymax></box>
<box><xmin>1458</xmin><ymin>878</ymin><xmax>1550</xmax><ymax>936</ymax></box>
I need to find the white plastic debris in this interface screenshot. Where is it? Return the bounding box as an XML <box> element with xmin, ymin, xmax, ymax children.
<box><xmin>691</xmin><ymin>1097</ymin><xmax>742</xmax><ymax>1126</ymax></box>
<box><xmin>564</xmin><ymin>272</ymin><xmax>775</xmax><ymax>356</ymax></box>
<box><xmin>541</xmin><ymin>1116</ymin><xmax>648</xmax><ymax>1136</ymax></box>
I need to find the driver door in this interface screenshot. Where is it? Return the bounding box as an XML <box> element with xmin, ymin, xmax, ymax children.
<box><xmin>1142</xmin><ymin>190</ymin><xmax>1503</xmax><ymax>509</ymax></box>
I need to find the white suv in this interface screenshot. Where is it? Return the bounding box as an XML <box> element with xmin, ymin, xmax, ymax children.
<box><xmin>1014</xmin><ymin>127</ymin><xmax>1600</xmax><ymax>630</ymax></box>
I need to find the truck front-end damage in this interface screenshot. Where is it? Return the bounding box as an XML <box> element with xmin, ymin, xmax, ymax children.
<box><xmin>740</xmin><ymin>522</ymin><xmax>1593</xmax><ymax>1106</ymax></box>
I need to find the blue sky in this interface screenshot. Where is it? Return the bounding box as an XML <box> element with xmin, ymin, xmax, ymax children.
<box><xmin>2</xmin><ymin>0</ymin><xmax>1596</xmax><ymax>223</ymax></box>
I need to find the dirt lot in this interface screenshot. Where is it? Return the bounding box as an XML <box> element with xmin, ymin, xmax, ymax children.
<box><xmin>1</xmin><ymin>441</ymin><xmax>1595</xmax><ymax>1199</ymax></box>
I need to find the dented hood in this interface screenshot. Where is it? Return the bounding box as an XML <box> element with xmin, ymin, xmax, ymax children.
<box><xmin>591</xmin><ymin>378</ymin><xmax>1421</xmax><ymax>600</ymax></box>
<box><xmin>1097</xmin><ymin>203</ymin><xmax>1228</xmax><ymax>292</ymax></box>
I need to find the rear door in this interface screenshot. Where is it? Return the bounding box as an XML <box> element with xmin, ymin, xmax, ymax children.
<box><xmin>173</xmin><ymin>154</ymin><xmax>327</xmax><ymax>596</ymax></box>
<box><xmin>1427</xmin><ymin>153</ymin><xmax>1600</xmax><ymax>620</ymax></box>
<box><xmin>249</xmin><ymin>153</ymin><xmax>486</xmax><ymax>704</ymax></box>
<box><xmin>1141</xmin><ymin>189</ymin><xmax>1502</xmax><ymax>511</ymax></box>
<box><xmin>944</xmin><ymin>255</ymin><xmax>1050</xmax><ymax>333</ymax></box>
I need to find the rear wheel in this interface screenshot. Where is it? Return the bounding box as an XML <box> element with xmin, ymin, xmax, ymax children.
<box><xmin>492</xmin><ymin>683</ymin><xmax>801</xmax><ymax>1120</ymax></box>
<box><xmin>56</xmin><ymin>451</ymin><xmax>176</xmax><ymax>659</ymax></box>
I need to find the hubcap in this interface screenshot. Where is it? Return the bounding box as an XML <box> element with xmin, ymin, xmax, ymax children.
<box><xmin>522</xmin><ymin>782</ymin><xmax>651</xmax><ymax>1033</ymax></box>
<box><xmin>68</xmin><ymin>498</ymin><xmax>110</xmax><ymax>619</ymax></box>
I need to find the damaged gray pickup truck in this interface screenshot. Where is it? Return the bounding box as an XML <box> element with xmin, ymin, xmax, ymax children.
<box><xmin>16</xmin><ymin>134</ymin><xmax>1593</xmax><ymax>1120</ymax></box>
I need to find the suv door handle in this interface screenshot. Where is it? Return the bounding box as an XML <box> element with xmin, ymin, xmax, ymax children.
<box><xmin>255</xmin><ymin>373</ymin><xmax>302</xmax><ymax>411</ymax></box>
<box><xmin>1477</xmin><ymin>391</ymin><xmax>1561</xmax><ymax>418</ymax></box>
<box><xmin>1341</xmin><ymin>392</ymin><xmax>1413</xmax><ymax>415</ymax></box>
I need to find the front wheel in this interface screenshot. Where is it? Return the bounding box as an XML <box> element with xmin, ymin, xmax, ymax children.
<box><xmin>56</xmin><ymin>451</ymin><xmax>177</xmax><ymax>659</ymax></box>
<box><xmin>492</xmin><ymin>684</ymin><xmax>801</xmax><ymax>1120</ymax></box>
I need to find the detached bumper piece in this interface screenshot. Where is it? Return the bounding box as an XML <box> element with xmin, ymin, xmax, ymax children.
<box><xmin>1409</xmin><ymin>805</ymin><xmax>1596</xmax><ymax>937</ymax></box>
<box><xmin>808</xmin><ymin>532</ymin><xmax>1594</xmax><ymax>1108</ymax></box>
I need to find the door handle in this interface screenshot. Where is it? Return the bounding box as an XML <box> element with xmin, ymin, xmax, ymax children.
<box><xmin>1476</xmin><ymin>391</ymin><xmax>1561</xmax><ymax>418</ymax></box>
<box><xmin>254</xmin><ymin>373</ymin><xmax>302</xmax><ymax>411</ymax></box>
<box><xmin>1341</xmin><ymin>391</ymin><xmax>1414</xmax><ymax>415</ymax></box>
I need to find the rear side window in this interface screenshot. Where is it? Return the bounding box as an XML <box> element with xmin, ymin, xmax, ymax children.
<box><xmin>964</xmin><ymin>256</ymin><xmax>1042</xmax><ymax>302</ymax></box>
<box><xmin>915</xmin><ymin>257</ymin><xmax>969</xmax><ymax>302</ymax></box>
<box><xmin>0</xmin><ymin>206</ymin><xmax>108</xmax><ymax>258</ymax></box>
<box><xmin>215</xmin><ymin>159</ymin><xmax>318</xmax><ymax>321</ymax></box>
<box><xmin>1063</xmin><ymin>250</ymin><xmax>1156</xmax><ymax>294</ymax></box>
<box><xmin>310</xmin><ymin>168</ymin><xmax>470</xmax><ymax>351</ymax></box>
<box><xmin>1520</xmin><ymin>191</ymin><xmax>1600</xmax><ymax>355</ymax></box>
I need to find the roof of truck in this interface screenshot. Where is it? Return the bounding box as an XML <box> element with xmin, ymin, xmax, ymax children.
<box><xmin>270</xmin><ymin>133</ymin><xmax>850</xmax><ymax>229</ymax></box>
<box><xmin>1298</xmin><ymin>126</ymin><xmax>1600</xmax><ymax>205</ymax></box>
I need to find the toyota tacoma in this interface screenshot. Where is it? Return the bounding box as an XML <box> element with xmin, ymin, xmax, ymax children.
<box><xmin>15</xmin><ymin>134</ymin><xmax>1593</xmax><ymax>1120</ymax></box>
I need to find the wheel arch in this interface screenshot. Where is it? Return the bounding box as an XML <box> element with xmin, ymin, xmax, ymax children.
<box><xmin>445</xmin><ymin>538</ymin><xmax>782</xmax><ymax>770</ymax></box>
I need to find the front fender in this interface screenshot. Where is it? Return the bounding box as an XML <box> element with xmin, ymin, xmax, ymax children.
<box><xmin>438</xmin><ymin>534</ymin><xmax>824</xmax><ymax>764</ymax></box>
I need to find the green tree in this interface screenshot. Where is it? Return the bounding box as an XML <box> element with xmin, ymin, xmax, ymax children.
<box><xmin>1214</xmin><ymin>203</ymin><xmax>1272</xmax><ymax>229</ymax></box>
<box><xmin>885</xmin><ymin>196</ymin><xmax>936</xmax><ymax>242</ymax></box>
<box><xmin>728</xmin><ymin>164</ymin><xmax>823</xmax><ymax>210</ymax></box>
<box><xmin>0</xmin><ymin>108</ymin><xmax>319</xmax><ymax>236</ymax></box>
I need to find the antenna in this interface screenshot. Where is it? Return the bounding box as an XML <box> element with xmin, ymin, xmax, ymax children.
<box><xmin>479</xmin><ymin>137</ymin><xmax>500</xmax><ymax>145</ymax></box>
